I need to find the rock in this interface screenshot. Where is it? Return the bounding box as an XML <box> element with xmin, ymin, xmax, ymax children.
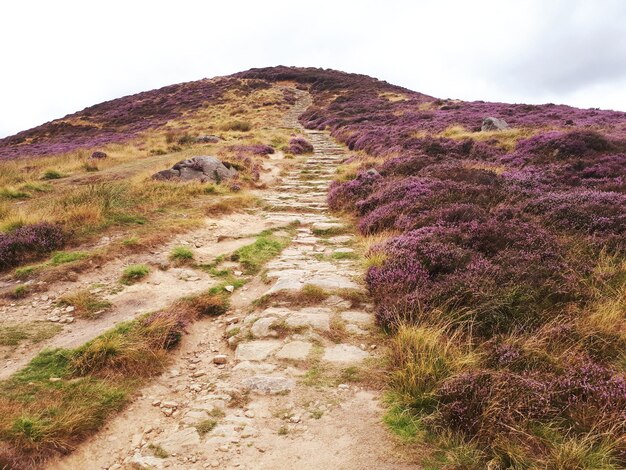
<box><xmin>233</xmin><ymin>270</ymin><xmax>243</xmax><ymax>276</ymax></box>
<box><xmin>234</xmin><ymin>340</ymin><xmax>281</xmax><ymax>361</ymax></box>
<box><xmin>481</xmin><ymin>117</ymin><xmax>509</xmax><ymax>131</ymax></box>
<box><xmin>340</xmin><ymin>311</ymin><xmax>373</xmax><ymax>327</ymax></box>
<box><xmin>49</xmin><ymin>377</ymin><xmax>61</xmax><ymax>382</ymax></box>
<box><xmin>241</xmin><ymin>375</ymin><xmax>295</xmax><ymax>394</ymax></box>
<box><xmin>224</xmin><ymin>285</ymin><xmax>235</xmax><ymax>293</ymax></box>
<box><xmin>285</xmin><ymin>308</ymin><xmax>331</xmax><ymax>331</ymax></box>
<box><xmin>275</xmin><ymin>341</ymin><xmax>312</xmax><ymax>361</ymax></box>
<box><xmin>322</xmin><ymin>344</ymin><xmax>370</xmax><ymax>363</ymax></box>
<box><xmin>65</xmin><ymin>305</ymin><xmax>75</xmax><ymax>313</ymax></box>
<box><xmin>250</xmin><ymin>317</ymin><xmax>278</xmax><ymax>338</ymax></box>
<box><xmin>157</xmin><ymin>427</ymin><xmax>201</xmax><ymax>454</ymax></box>
<box><xmin>244</xmin><ymin>410</ymin><xmax>255</xmax><ymax>418</ymax></box>
<box><xmin>89</xmin><ymin>151</ymin><xmax>107</xmax><ymax>160</ymax></box>
<box><xmin>196</xmin><ymin>135</ymin><xmax>221</xmax><ymax>144</ymax></box>
<box><xmin>213</xmin><ymin>354</ymin><xmax>228</xmax><ymax>365</ymax></box>
<box><xmin>152</xmin><ymin>156</ymin><xmax>237</xmax><ymax>183</ymax></box>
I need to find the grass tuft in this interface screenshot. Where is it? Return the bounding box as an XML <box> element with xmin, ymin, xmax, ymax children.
<box><xmin>120</xmin><ymin>264</ymin><xmax>150</xmax><ymax>285</ymax></box>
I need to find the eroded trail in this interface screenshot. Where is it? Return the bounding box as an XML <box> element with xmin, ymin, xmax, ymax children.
<box><xmin>48</xmin><ymin>91</ymin><xmax>411</xmax><ymax>470</ymax></box>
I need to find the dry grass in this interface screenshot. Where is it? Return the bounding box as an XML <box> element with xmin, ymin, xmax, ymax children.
<box><xmin>439</xmin><ymin>125</ymin><xmax>537</xmax><ymax>151</ymax></box>
<box><xmin>58</xmin><ymin>290</ymin><xmax>112</xmax><ymax>319</ymax></box>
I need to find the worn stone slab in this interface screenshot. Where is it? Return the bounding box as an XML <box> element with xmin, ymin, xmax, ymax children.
<box><xmin>235</xmin><ymin>340</ymin><xmax>281</xmax><ymax>361</ymax></box>
<box><xmin>241</xmin><ymin>375</ymin><xmax>295</xmax><ymax>394</ymax></box>
<box><xmin>323</xmin><ymin>344</ymin><xmax>370</xmax><ymax>363</ymax></box>
<box><xmin>275</xmin><ymin>341</ymin><xmax>313</xmax><ymax>360</ymax></box>
<box><xmin>341</xmin><ymin>311</ymin><xmax>374</xmax><ymax>327</ymax></box>
<box><xmin>157</xmin><ymin>427</ymin><xmax>200</xmax><ymax>453</ymax></box>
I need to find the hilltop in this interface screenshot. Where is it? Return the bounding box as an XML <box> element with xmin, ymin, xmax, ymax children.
<box><xmin>0</xmin><ymin>66</ymin><xmax>625</xmax><ymax>469</ymax></box>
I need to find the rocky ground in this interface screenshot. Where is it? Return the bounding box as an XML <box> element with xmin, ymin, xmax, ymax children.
<box><xmin>20</xmin><ymin>90</ymin><xmax>413</xmax><ymax>469</ymax></box>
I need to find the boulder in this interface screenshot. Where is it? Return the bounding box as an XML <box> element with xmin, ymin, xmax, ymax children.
<box><xmin>481</xmin><ymin>117</ymin><xmax>509</xmax><ymax>132</ymax></box>
<box><xmin>196</xmin><ymin>135</ymin><xmax>221</xmax><ymax>144</ymax></box>
<box><xmin>89</xmin><ymin>151</ymin><xmax>107</xmax><ymax>159</ymax></box>
<box><xmin>152</xmin><ymin>156</ymin><xmax>237</xmax><ymax>183</ymax></box>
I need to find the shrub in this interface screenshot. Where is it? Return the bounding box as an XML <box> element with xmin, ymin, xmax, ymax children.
<box><xmin>41</xmin><ymin>169</ymin><xmax>64</xmax><ymax>180</ymax></box>
<box><xmin>120</xmin><ymin>264</ymin><xmax>150</xmax><ymax>284</ymax></box>
<box><xmin>0</xmin><ymin>223</ymin><xmax>66</xmax><ymax>270</ymax></box>
<box><xmin>287</xmin><ymin>137</ymin><xmax>313</xmax><ymax>154</ymax></box>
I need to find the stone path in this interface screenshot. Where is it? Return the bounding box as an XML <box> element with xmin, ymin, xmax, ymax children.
<box><xmin>48</xmin><ymin>90</ymin><xmax>411</xmax><ymax>470</ymax></box>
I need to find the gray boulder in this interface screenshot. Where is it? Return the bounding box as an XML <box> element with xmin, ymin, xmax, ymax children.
<box><xmin>195</xmin><ymin>135</ymin><xmax>221</xmax><ymax>144</ymax></box>
<box><xmin>481</xmin><ymin>117</ymin><xmax>509</xmax><ymax>131</ymax></box>
<box><xmin>152</xmin><ymin>156</ymin><xmax>237</xmax><ymax>183</ymax></box>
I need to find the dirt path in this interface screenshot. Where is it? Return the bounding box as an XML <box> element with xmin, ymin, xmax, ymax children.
<box><xmin>46</xmin><ymin>91</ymin><xmax>413</xmax><ymax>470</ymax></box>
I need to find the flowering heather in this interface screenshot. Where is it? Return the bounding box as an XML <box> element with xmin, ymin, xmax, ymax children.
<box><xmin>236</xmin><ymin>67</ymin><xmax>626</xmax><ymax>464</ymax></box>
<box><xmin>0</xmin><ymin>78</ymin><xmax>271</xmax><ymax>160</ymax></box>
<box><xmin>0</xmin><ymin>223</ymin><xmax>65</xmax><ymax>269</ymax></box>
<box><xmin>228</xmin><ymin>143</ymin><xmax>275</xmax><ymax>155</ymax></box>
<box><xmin>287</xmin><ymin>137</ymin><xmax>314</xmax><ymax>154</ymax></box>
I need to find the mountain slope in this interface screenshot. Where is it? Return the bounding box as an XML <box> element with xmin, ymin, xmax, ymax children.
<box><xmin>0</xmin><ymin>66</ymin><xmax>625</xmax><ymax>469</ymax></box>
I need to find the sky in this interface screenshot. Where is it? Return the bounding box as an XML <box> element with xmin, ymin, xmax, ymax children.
<box><xmin>1</xmin><ymin>0</ymin><xmax>625</xmax><ymax>138</ymax></box>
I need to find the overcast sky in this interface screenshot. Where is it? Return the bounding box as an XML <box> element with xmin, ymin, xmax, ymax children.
<box><xmin>1</xmin><ymin>0</ymin><xmax>625</xmax><ymax>138</ymax></box>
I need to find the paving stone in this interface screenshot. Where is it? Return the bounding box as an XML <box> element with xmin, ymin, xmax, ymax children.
<box><xmin>275</xmin><ymin>341</ymin><xmax>312</xmax><ymax>360</ymax></box>
<box><xmin>340</xmin><ymin>311</ymin><xmax>374</xmax><ymax>326</ymax></box>
<box><xmin>235</xmin><ymin>341</ymin><xmax>281</xmax><ymax>361</ymax></box>
<box><xmin>241</xmin><ymin>375</ymin><xmax>295</xmax><ymax>394</ymax></box>
<box><xmin>157</xmin><ymin>427</ymin><xmax>200</xmax><ymax>453</ymax></box>
<box><xmin>250</xmin><ymin>317</ymin><xmax>279</xmax><ymax>338</ymax></box>
<box><xmin>323</xmin><ymin>344</ymin><xmax>370</xmax><ymax>363</ymax></box>
<box><xmin>285</xmin><ymin>308</ymin><xmax>331</xmax><ymax>331</ymax></box>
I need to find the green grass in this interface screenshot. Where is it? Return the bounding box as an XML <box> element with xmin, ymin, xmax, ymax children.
<box><xmin>383</xmin><ymin>402</ymin><xmax>422</xmax><ymax>442</ymax></box>
<box><xmin>0</xmin><ymin>323</ymin><xmax>62</xmax><ymax>347</ymax></box>
<box><xmin>331</xmin><ymin>250</ymin><xmax>358</xmax><ymax>260</ymax></box>
<box><xmin>49</xmin><ymin>251</ymin><xmax>89</xmax><ymax>266</ymax></box>
<box><xmin>0</xmin><ymin>187</ymin><xmax>30</xmax><ymax>199</ymax></box>
<box><xmin>231</xmin><ymin>232</ymin><xmax>289</xmax><ymax>274</ymax></box>
<box><xmin>13</xmin><ymin>265</ymin><xmax>40</xmax><ymax>279</ymax></box>
<box><xmin>120</xmin><ymin>264</ymin><xmax>150</xmax><ymax>284</ymax></box>
<box><xmin>170</xmin><ymin>246</ymin><xmax>194</xmax><ymax>263</ymax></box>
<box><xmin>11</xmin><ymin>285</ymin><xmax>29</xmax><ymax>299</ymax></box>
<box><xmin>41</xmin><ymin>169</ymin><xmax>64</xmax><ymax>180</ymax></box>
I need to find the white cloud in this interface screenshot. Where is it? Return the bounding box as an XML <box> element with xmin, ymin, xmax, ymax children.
<box><xmin>1</xmin><ymin>0</ymin><xmax>625</xmax><ymax>138</ymax></box>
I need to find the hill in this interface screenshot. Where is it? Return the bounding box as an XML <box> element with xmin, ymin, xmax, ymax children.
<box><xmin>0</xmin><ymin>66</ymin><xmax>625</xmax><ymax>469</ymax></box>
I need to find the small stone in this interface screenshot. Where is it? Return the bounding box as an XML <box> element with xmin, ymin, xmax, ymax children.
<box><xmin>234</xmin><ymin>271</ymin><xmax>243</xmax><ymax>276</ymax></box>
<box><xmin>49</xmin><ymin>377</ymin><xmax>62</xmax><ymax>382</ymax></box>
<box><xmin>338</xmin><ymin>384</ymin><xmax>349</xmax><ymax>390</ymax></box>
<box><xmin>224</xmin><ymin>285</ymin><xmax>235</xmax><ymax>293</ymax></box>
<box><xmin>219</xmin><ymin>445</ymin><xmax>229</xmax><ymax>452</ymax></box>
<box><xmin>65</xmin><ymin>305</ymin><xmax>75</xmax><ymax>313</ymax></box>
<box><xmin>152</xmin><ymin>400</ymin><xmax>161</xmax><ymax>407</ymax></box>
<box><xmin>192</xmin><ymin>370</ymin><xmax>206</xmax><ymax>378</ymax></box>
<box><xmin>162</xmin><ymin>407</ymin><xmax>173</xmax><ymax>417</ymax></box>
<box><xmin>213</xmin><ymin>354</ymin><xmax>228</xmax><ymax>364</ymax></box>
<box><xmin>244</xmin><ymin>410</ymin><xmax>255</xmax><ymax>418</ymax></box>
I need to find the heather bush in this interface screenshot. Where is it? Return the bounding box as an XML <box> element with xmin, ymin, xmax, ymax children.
<box><xmin>228</xmin><ymin>143</ymin><xmax>275</xmax><ymax>155</ymax></box>
<box><xmin>242</xmin><ymin>65</ymin><xmax>626</xmax><ymax>466</ymax></box>
<box><xmin>287</xmin><ymin>137</ymin><xmax>314</xmax><ymax>154</ymax></box>
<box><xmin>0</xmin><ymin>223</ymin><xmax>65</xmax><ymax>270</ymax></box>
